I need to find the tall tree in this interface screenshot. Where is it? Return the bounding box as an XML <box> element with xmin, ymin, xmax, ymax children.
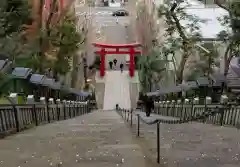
<box><xmin>215</xmin><ymin>0</ymin><xmax>240</xmax><ymax>76</ymax></box>
<box><xmin>49</xmin><ymin>13</ymin><xmax>82</xmax><ymax>80</ymax></box>
<box><xmin>136</xmin><ymin>2</ymin><xmax>157</xmax><ymax>54</ymax></box>
<box><xmin>0</xmin><ymin>0</ymin><xmax>31</xmax><ymax>36</ymax></box>
<box><xmin>138</xmin><ymin>48</ymin><xmax>166</xmax><ymax>93</ymax></box>
<box><xmin>158</xmin><ymin>0</ymin><xmax>205</xmax><ymax>84</ymax></box>
<box><xmin>0</xmin><ymin>0</ymin><xmax>32</xmax><ymax>62</ymax></box>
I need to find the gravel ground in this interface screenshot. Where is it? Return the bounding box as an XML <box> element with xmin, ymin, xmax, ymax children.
<box><xmin>128</xmin><ymin>111</ymin><xmax>240</xmax><ymax>167</ymax></box>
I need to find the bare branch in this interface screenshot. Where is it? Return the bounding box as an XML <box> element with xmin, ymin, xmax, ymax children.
<box><xmin>169</xmin><ymin>3</ymin><xmax>188</xmax><ymax>42</ymax></box>
<box><xmin>80</xmin><ymin>37</ymin><xmax>86</xmax><ymax>45</ymax></box>
<box><xmin>80</xmin><ymin>29</ymin><xmax>88</xmax><ymax>45</ymax></box>
<box><xmin>214</xmin><ymin>0</ymin><xmax>229</xmax><ymax>11</ymax></box>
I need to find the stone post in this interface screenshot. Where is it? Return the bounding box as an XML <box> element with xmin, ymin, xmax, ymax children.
<box><xmin>184</xmin><ymin>99</ymin><xmax>190</xmax><ymax>104</ymax></box>
<box><xmin>193</xmin><ymin>97</ymin><xmax>199</xmax><ymax>104</ymax></box>
<box><xmin>220</xmin><ymin>95</ymin><xmax>228</xmax><ymax>126</ymax></box>
<box><xmin>171</xmin><ymin>100</ymin><xmax>176</xmax><ymax>116</ymax></box>
<box><xmin>9</xmin><ymin>93</ymin><xmax>22</xmax><ymax>128</ymax></box>
<box><xmin>205</xmin><ymin>96</ymin><xmax>212</xmax><ymax>104</ymax></box>
<box><xmin>40</xmin><ymin>97</ymin><xmax>47</xmax><ymax>119</ymax></box>
<box><xmin>220</xmin><ymin>95</ymin><xmax>228</xmax><ymax>104</ymax></box>
<box><xmin>48</xmin><ymin>98</ymin><xmax>55</xmax><ymax>104</ymax></box>
<box><xmin>26</xmin><ymin>95</ymin><xmax>35</xmax><ymax>104</ymax></box>
<box><xmin>56</xmin><ymin>99</ymin><xmax>61</xmax><ymax>119</ymax></box>
<box><xmin>40</xmin><ymin>97</ymin><xmax>46</xmax><ymax>104</ymax></box>
<box><xmin>67</xmin><ymin>101</ymin><xmax>71</xmax><ymax>117</ymax></box>
<box><xmin>62</xmin><ymin>100</ymin><xmax>67</xmax><ymax>119</ymax></box>
<box><xmin>9</xmin><ymin>93</ymin><xmax>18</xmax><ymax>104</ymax></box>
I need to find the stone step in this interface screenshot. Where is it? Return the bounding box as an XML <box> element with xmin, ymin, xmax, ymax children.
<box><xmin>0</xmin><ymin>111</ymin><xmax>149</xmax><ymax>167</ymax></box>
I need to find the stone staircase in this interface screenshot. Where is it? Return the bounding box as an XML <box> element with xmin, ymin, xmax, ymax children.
<box><xmin>0</xmin><ymin>110</ymin><xmax>150</xmax><ymax>167</ymax></box>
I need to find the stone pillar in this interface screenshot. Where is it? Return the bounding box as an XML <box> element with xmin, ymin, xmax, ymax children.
<box><xmin>56</xmin><ymin>99</ymin><xmax>61</xmax><ymax>118</ymax></box>
<box><xmin>177</xmin><ymin>99</ymin><xmax>182</xmax><ymax>104</ymax></box>
<box><xmin>48</xmin><ymin>98</ymin><xmax>55</xmax><ymax>104</ymax></box>
<box><xmin>193</xmin><ymin>97</ymin><xmax>199</xmax><ymax>104</ymax></box>
<box><xmin>56</xmin><ymin>99</ymin><xmax>61</xmax><ymax>104</ymax></box>
<box><xmin>184</xmin><ymin>99</ymin><xmax>190</xmax><ymax>104</ymax></box>
<box><xmin>100</xmin><ymin>48</ymin><xmax>106</xmax><ymax>77</ymax></box>
<box><xmin>129</xmin><ymin>47</ymin><xmax>135</xmax><ymax>77</ymax></box>
<box><xmin>220</xmin><ymin>95</ymin><xmax>228</xmax><ymax>104</ymax></box>
<box><xmin>205</xmin><ymin>96</ymin><xmax>212</xmax><ymax>104</ymax></box>
<box><xmin>9</xmin><ymin>93</ymin><xmax>22</xmax><ymax>128</ymax></box>
<box><xmin>26</xmin><ymin>95</ymin><xmax>35</xmax><ymax>104</ymax></box>
<box><xmin>9</xmin><ymin>93</ymin><xmax>18</xmax><ymax>104</ymax></box>
<box><xmin>40</xmin><ymin>97</ymin><xmax>46</xmax><ymax>104</ymax></box>
<box><xmin>40</xmin><ymin>97</ymin><xmax>47</xmax><ymax>117</ymax></box>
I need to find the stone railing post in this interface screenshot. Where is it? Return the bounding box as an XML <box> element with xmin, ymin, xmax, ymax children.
<box><xmin>9</xmin><ymin>93</ymin><xmax>18</xmax><ymax>104</ymax></box>
<box><xmin>192</xmin><ymin>97</ymin><xmax>199</xmax><ymax>117</ymax></box>
<box><xmin>183</xmin><ymin>98</ymin><xmax>190</xmax><ymax>118</ymax></box>
<box><xmin>71</xmin><ymin>101</ymin><xmax>76</xmax><ymax>117</ymax></box>
<box><xmin>76</xmin><ymin>101</ymin><xmax>81</xmax><ymax>115</ymax></box>
<box><xmin>220</xmin><ymin>94</ymin><xmax>228</xmax><ymax>126</ymax></box>
<box><xmin>27</xmin><ymin>95</ymin><xmax>37</xmax><ymax>125</ymax></box>
<box><xmin>205</xmin><ymin>96</ymin><xmax>212</xmax><ymax>113</ymax></box>
<box><xmin>62</xmin><ymin>100</ymin><xmax>67</xmax><ymax>119</ymax></box>
<box><xmin>56</xmin><ymin>99</ymin><xmax>61</xmax><ymax>120</ymax></box>
<box><xmin>176</xmin><ymin>99</ymin><xmax>182</xmax><ymax>117</ymax></box>
<box><xmin>40</xmin><ymin>97</ymin><xmax>46</xmax><ymax>104</ymax></box>
<box><xmin>193</xmin><ymin>97</ymin><xmax>199</xmax><ymax>105</ymax></box>
<box><xmin>166</xmin><ymin>100</ymin><xmax>170</xmax><ymax>116</ymax></box>
<box><xmin>171</xmin><ymin>100</ymin><xmax>176</xmax><ymax>116</ymax></box>
<box><xmin>205</xmin><ymin>96</ymin><xmax>212</xmax><ymax>105</ymax></box>
<box><xmin>184</xmin><ymin>98</ymin><xmax>190</xmax><ymax>104</ymax></box>
<box><xmin>161</xmin><ymin>101</ymin><xmax>165</xmax><ymax>115</ymax></box>
<box><xmin>9</xmin><ymin>93</ymin><xmax>21</xmax><ymax>131</ymax></box>
<box><xmin>220</xmin><ymin>95</ymin><xmax>228</xmax><ymax>104</ymax></box>
<box><xmin>26</xmin><ymin>95</ymin><xmax>35</xmax><ymax>104</ymax></box>
<box><xmin>40</xmin><ymin>97</ymin><xmax>47</xmax><ymax>122</ymax></box>
<box><xmin>67</xmin><ymin>101</ymin><xmax>71</xmax><ymax>118</ymax></box>
<box><xmin>48</xmin><ymin>98</ymin><xmax>55</xmax><ymax>122</ymax></box>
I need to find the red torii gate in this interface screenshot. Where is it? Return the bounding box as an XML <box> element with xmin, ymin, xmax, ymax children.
<box><xmin>92</xmin><ymin>43</ymin><xmax>141</xmax><ymax>77</ymax></box>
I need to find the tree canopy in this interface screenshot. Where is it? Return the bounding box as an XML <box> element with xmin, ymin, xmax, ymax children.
<box><xmin>0</xmin><ymin>0</ymin><xmax>86</xmax><ymax>96</ymax></box>
<box><xmin>138</xmin><ymin>48</ymin><xmax>166</xmax><ymax>92</ymax></box>
<box><xmin>158</xmin><ymin>0</ymin><xmax>206</xmax><ymax>84</ymax></box>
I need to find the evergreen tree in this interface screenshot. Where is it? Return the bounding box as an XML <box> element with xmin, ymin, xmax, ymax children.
<box><xmin>138</xmin><ymin>48</ymin><xmax>166</xmax><ymax>92</ymax></box>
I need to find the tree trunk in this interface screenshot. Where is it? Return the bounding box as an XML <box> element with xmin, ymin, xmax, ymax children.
<box><xmin>223</xmin><ymin>43</ymin><xmax>232</xmax><ymax>76</ymax></box>
<box><xmin>170</xmin><ymin>5</ymin><xmax>190</xmax><ymax>85</ymax></box>
<box><xmin>71</xmin><ymin>54</ymin><xmax>79</xmax><ymax>88</ymax></box>
<box><xmin>148</xmin><ymin>78</ymin><xmax>152</xmax><ymax>92</ymax></box>
<box><xmin>38</xmin><ymin>0</ymin><xmax>44</xmax><ymax>73</ymax></box>
<box><xmin>176</xmin><ymin>49</ymin><xmax>189</xmax><ymax>84</ymax></box>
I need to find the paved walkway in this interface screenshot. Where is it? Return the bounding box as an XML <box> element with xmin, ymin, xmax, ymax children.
<box><xmin>103</xmin><ymin>71</ymin><xmax>131</xmax><ymax>110</ymax></box>
<box><xmin>0</xmin><ymin>111</ymin><xmax>152</xmax><ymax>167</ymax></box>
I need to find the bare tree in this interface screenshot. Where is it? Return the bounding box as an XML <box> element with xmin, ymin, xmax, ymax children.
<box><xmin>135</xmin><ymin>2</ymin><xmax>157</xmax><ymax>54</ymax></box>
